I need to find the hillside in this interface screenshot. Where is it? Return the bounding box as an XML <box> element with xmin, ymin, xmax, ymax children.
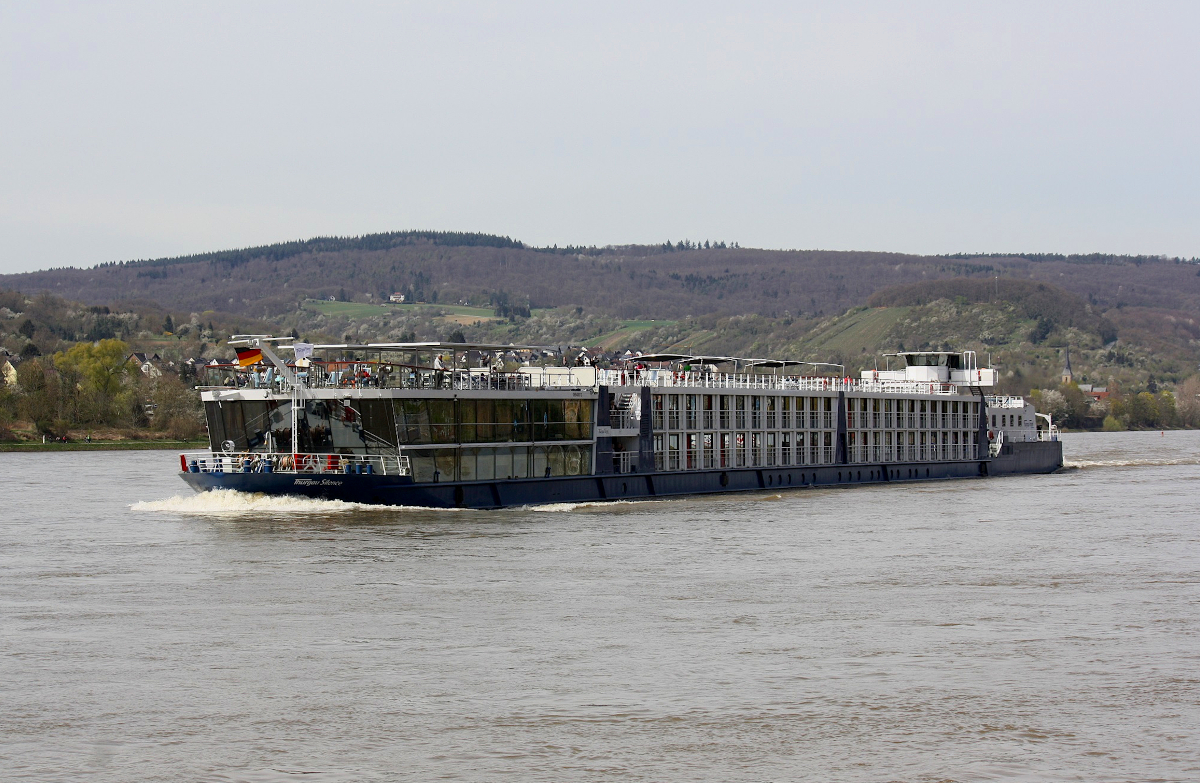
<box><xmin>3</xmin><ymin>231</ymin><xmax>1200</xmax><ymax>423</ymax></box>
<box><xmin>4</xmin><ymin>231</ymin><xmax>1200</xmax><ymax>324</ymax></box>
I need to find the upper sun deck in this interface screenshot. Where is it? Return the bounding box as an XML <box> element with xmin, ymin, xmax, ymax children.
<box><xmin>212</xmin><ymin>338</ymin><xmax>994</xmax><ymax>398</ymax></box>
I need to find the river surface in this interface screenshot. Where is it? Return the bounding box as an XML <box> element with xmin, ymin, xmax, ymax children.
<box><xmin>2</xmin><ymin>432</ymin><xmax>1198</xmax><ymax>782</ymax></box>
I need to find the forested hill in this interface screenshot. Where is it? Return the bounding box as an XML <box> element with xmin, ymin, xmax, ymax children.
<box><xmin>3</xmin><ymin>231</ymin><xmax>1199</xmax><ymax>322</ymax></box>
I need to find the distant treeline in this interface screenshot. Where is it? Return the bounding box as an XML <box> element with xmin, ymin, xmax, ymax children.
<box><xmin>942</xmin><ymin>252</ymin><xmax>1200</xmax><ymax>266</ymax></box>
<box><xmin>7</xmin><ymin>232</ymin><xmax>1200</xmax><ymax>324</ymax></box>
<box><xmin>97</xmin><ymin>231</ymin><xmax>526</xmax><ymax>271</ymax></box>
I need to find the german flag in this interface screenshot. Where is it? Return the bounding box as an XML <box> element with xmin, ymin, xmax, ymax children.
<box><xmin>236</xmin><ymin>348</ymin><xmax>263</xmax><ymax>367</ymax></box>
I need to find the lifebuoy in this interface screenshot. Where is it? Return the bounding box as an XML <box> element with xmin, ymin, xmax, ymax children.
<box><xmin>987</xmin><ymin>430</ymin><xmax>995</xmax><ymax>441</ymax></box>
<box><xmin>872</xmin><ymin>370</ymin><xmax>879</xmax><ymax>381</ymax></box>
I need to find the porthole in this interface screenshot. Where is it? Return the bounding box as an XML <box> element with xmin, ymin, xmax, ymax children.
<box><xmin>857</xmin><ymin>470</ymin><xmax>861</xmax><ymax>481</ymax></box>
<box><xmin>768</xmin><ymin>474</ymin><xmax>773</xmax><ymax>486</ymax></box>
<box><xmin>622</xmin><ymin>482</ymin><xmax>628</xmax><ymax>494</ymax></box>
<box><xmin>838</xmin><ymin>471</ymin><xmax>842</xmax><ymax>482</ymax></box>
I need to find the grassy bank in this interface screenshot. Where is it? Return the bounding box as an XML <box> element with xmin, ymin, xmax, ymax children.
<box><xmin>0</xmin><ymin>440</ymin><xmax>208</xmax><ymax>452</ymax></box>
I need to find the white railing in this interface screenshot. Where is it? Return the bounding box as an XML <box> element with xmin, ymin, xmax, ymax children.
<box><xmin>608</xmin><ymin>409</ymin><xmax>639</xmax><ymax>430</ymax></box>
<box><xmin>596</xmin><ymin>369</ymin><xmax>971</xmax><ymax>396</ymax></box>
<box><xmin>181</xmin><ymin>451</ymin><xmax>410</xmax><ymax>476</ymax></box>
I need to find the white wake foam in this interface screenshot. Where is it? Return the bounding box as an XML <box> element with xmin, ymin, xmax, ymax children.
<box><xmin>527</xmin><ymin>499</ymin><xmax>664</xmax><ymax>512</ymax></box>
<box><xmin>1064</xmin><ymin>457</ymin><xmax>1200</xmax><ymax>470</ymax></box>
<box><xmin>131</xmin><ymin>489</ymin><xmax>436</xmax><ymax>516</ymax></box>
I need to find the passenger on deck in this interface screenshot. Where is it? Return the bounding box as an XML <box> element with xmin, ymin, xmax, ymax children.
<box><xmin>434</xmin><ymin>354</ymin><xmax>446</xmax><ymax>387</ymax></box>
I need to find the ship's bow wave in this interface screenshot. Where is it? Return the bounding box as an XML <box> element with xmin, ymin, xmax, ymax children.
<box><xmin>131</xmin><ymin>489</ymin><xmax>441</xmax><ymax>515</ymax></box>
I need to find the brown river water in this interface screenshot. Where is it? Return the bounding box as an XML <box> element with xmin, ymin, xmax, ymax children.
<box><xmin>2</xmin><ymin>432</ymin><xmax>1198</xmax><ymax>782</ymax></box>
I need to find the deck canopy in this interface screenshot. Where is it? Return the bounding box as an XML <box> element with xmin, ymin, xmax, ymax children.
<box><xmin>629</xmin><ymin>352</ymin><xmax>695</xmax><ymax>363</ymax></box>
<box><xmin>744</xmin><ymin>358</ymin><xmax>809</xmax><ymax>368</ymax></box>
<box><xmin>294</xmin><ymin>341</ymin><xmax>552</xmax><ymax>353</ymax></box>
<box><xmin>231</xmin><ymin>337</ymin><xmax>555</xmax><ymax>353</ymax></box>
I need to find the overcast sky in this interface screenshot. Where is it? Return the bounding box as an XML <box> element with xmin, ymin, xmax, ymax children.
<box><xmin>1</xmin><ymin>1</ymin><xmax>1198</xmax><ymax>274</ymax></box>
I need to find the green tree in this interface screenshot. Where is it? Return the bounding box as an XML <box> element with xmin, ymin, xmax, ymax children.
<box><xmin>149</xmin><ymin>374</ymin><xmax>203</xmax><ymax>439</ymax></box>
<box><xmin>1128</xmin><ymin>391</ymin><xmax>1160</xmax><ymax>428</ymax></box>
<box><xmin>53</xmin><ymin>339</ymin><xmax>130</xmax><ymax>424</ymax></box>
<box><xmin>1157</xmin><ymin>390</ymin><xmax>1177</xmax><ymax>427</ymax></box>
<box><xmin>18</xmin><ymin>319</ymin><xmax>35</xmax><ymax>339</ymax></box>
<box><xmin>163</xmin><ymin>314</ymin><xmax>175</xmax><ymax>333</ymax></box>
<box><xmin>1058</xmin><ymin>383</ymin><xmax>1090</xmax><ymax>428</ymax></box>
<box><xmin>16</xmin><ymin>359</ymin><xmax>59</xmax><ymax>432</ymax></box>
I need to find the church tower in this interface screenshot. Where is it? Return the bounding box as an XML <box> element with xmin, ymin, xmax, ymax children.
<box><xmin>1061</xmin><ymin>347</ymin><xmax>1073</xmax><ymax>385</ymax></box>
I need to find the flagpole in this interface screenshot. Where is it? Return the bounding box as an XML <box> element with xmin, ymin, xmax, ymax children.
<box><xmin>235</xmin><ymin>336</ymin><xmax>309</xmax><ymax>458</ymax></box>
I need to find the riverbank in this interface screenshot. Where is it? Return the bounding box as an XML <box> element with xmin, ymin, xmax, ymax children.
<box><xmin>0</xmin><ymin>440</ymin><xmax>207</xmax><ymax>452</ymax></box>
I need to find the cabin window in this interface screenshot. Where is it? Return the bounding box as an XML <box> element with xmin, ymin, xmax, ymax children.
<box><xmin>547</xmin><ymin>445</ymin><xmax>566</xmax><ymax>477</ymax></box>
<box><xmin>466</xmin><ymin>446</ymin><xmax>516</xmax><ymax>479</ymax></box>
<box><xmin>564</xmin><ymin>445</ymin><xmax>589</xmax><ymax>476</ymax></box>
<box><xmin>667</xmin><ymin>395</ymin><xmax>681</xmax><ymax>430</ymax></box>
<box><xmin>494</xmin><ymin>447</ymin><xmax>513</xmax><ymax>479</ymax></box>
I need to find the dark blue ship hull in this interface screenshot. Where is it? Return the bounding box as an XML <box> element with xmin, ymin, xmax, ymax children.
<box><xmin>179</xmin><ymin>440</ymin><xmax>1061</xmax><ymax>509</ymax></box>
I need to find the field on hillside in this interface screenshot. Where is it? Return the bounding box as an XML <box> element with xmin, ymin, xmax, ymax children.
<box><xmin>304</xmin><ymin>299</ymin><xmax>501</xmax><ymax>322</ymax></box>
<box><xmin>793</xmin><ymin>307</ymin><xmax>913</xmax><ymax>355</ymax></box>
<box><xmin>591</xmin><ymin>320</ymin><xmax>677</xmax><ymax>349</ymax></box>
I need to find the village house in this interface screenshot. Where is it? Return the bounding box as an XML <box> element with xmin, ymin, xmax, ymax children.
<box><xmin>126</xmin><ymin>352</ymin><xmax>164</xmax><ymax>378</ymax></box>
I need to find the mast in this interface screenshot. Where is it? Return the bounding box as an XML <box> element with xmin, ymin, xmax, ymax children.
<box><xmin>231</xmin><ymin>335</ymin><xmax>307</xmax><ymax>454</ymax></box>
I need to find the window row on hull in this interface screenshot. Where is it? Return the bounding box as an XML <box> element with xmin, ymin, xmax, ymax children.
<box><xmin>649</xmin><ymin>393</ymin><xmax>981</xmax><ymax>432</ymax></box>
<box><xmin>649</xmin><ymin>429</ymin><xmax>981</xmax><ymax>471</ymax></box>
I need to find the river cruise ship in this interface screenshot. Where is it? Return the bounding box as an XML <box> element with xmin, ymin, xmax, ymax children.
<box><xmin>178</xmin><ymin>338</ymin><xmax>1063</xmax><ymax>508</ymax></box>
